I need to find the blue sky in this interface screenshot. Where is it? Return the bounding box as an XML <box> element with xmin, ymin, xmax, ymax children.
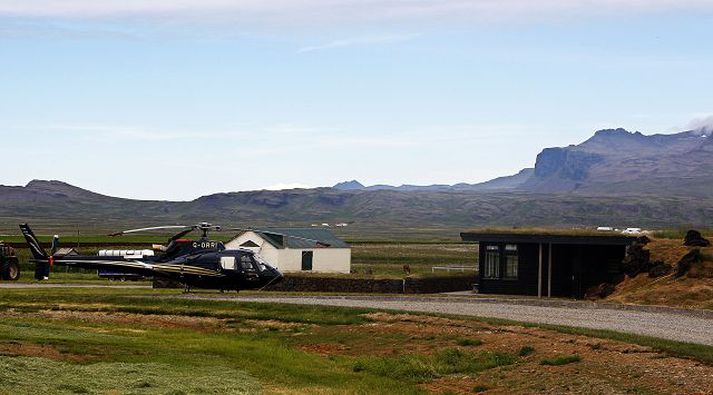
<box><xmin>1</xmin><ymin>1</ymin><xmax>712</xmax><ymax>200</ymax></box>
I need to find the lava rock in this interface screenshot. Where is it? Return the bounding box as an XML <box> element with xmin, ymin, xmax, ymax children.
<box><xmin>636</xmin><ymin>235</ymin><xmax>651</xmax><ymax>244</ymax></box>
<box><xmin>585</xmin><ymin>282</ymin><xmax>616</xmax><ymax>299</ymax></box>
<box><xmin>648</xmin><ymin>262</ymin><xmax>672</xmax><ymax>278</ymax></box>
<box><xmin>611</xmin><ymin>273</ymin><xmax>626</xmax><ymax>285</ymax></box>
<box><xmin>675</xmin><ymin>249</ymin><xmax>702</xmax><ymax>278</ymax></box>
<box><xmin>622</xmin><ymin>242</ymin><xmax>651</xmax><ymax>277</ymax></box>
<box><xmin>683</xmin><ymin>230</ymin><xmax>711</xmax><ymax>247</ymax></box>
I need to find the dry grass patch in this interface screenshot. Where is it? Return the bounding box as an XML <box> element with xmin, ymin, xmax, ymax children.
<box><xmin>0</xmin><ymin>341</ymin><xmax>93</xmax><ymax>363</ymax></box>
<box><xmin>607</xmin><ymin>238</ymin><xmax>713</xmax><ymax>309</ymax></box>
<box><xmin>294</xmin><ymin>312</ymin><xmax>713</xmax><ymax>394</ymax></box>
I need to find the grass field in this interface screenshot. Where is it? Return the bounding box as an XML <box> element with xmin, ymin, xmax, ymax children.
<box><xmin>351</xmin><ymin>243</ymin><xmax>477</xmax><ymax>277</ymax></box>
<box><xmin>0</xmin><ymin>288</ymin><xmax>711</xmax><ymax>394</ymax></box>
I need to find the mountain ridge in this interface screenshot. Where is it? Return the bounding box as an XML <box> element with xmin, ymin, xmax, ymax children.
<box><xmin>2</xmin><ymin>127</ymin><xmax>712</xmax><ymax>231</ymax></box>
<box><xmin>332</xmin><ymin>128</ymin><xmax>713</xmax><ymax>196</ymax></box>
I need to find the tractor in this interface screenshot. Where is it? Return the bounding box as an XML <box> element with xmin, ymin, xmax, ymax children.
<box><xmin>0</xmin><ymin>242</ymin><xmax>20</xmax><ymax>281</ymax></box>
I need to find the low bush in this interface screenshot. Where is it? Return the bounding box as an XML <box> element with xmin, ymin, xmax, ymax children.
<box><xmin>540</xmin><ymin>354</ymin><xmax>581</xmax><ymax>366</ymax></box>
<box><xmin>352</xmin><ymin>348</ymin><xmax>516</xmax><ymax>382</ymax></box>
<box><xmin>518</xmin><ymin>346</ymin><xmax>535</xmax><ymax>357</ymax></box>
<box><xmin>455</xmin><ymin>338</ymin><xmax>482</xmax><ymax>347</ymax></box>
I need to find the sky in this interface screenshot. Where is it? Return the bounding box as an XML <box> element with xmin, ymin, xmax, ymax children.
<box><xmin>1</xmin><ymin>0</ymin><xmax>712</xmax><ymax>201</ymax></box>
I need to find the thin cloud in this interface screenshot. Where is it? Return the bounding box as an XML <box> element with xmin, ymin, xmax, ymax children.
<box><xmin>688</xmin><ymin>115</ymin><xmax>713</xmax><ymax>135</ymax></box>
<box><xmin>262</xmin><ymin>183</ymin><xmax>314</xmax><ymax>190</ymax></box>
<box><xmin>45</xmin><ymin>125</ymin><xmax>187</xmax><ymax>141</ymax></box>
<box><xmin>2</xmin><ymin>1</ymin><xmax>712</xmax><ymax>24</ymax></box>
<box><xmin>297</xmin><ymin>33</ymin><xmax>420</xmax><ymax>53</ymax></box>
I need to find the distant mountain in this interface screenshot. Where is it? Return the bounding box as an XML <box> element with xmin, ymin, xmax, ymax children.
<box><xmin>333</xmin><ymin>128</ymin><xmax>713</xmax><ymax>197</ymax></box>
<box><xmin>454</xmin><ymin>168</ymin><xmax>534</xmax><ymax>191</ymax></box>
<box><xmin>2</xmin><ymin>180</ymin><xmax>711</xmax><ymax>233</ymax></box>
<box><xmin>2</xmin><ymin>128</ymin><xmax>713</xmax><ymax>233</ymax></box>
<box><xmin>519</xmin><ymin>128</ymin><xmax>713</xmax><ymax>196</ymax></box>
<box><xmin>333</xmin><ymin>180</ymin><xmax>365</xmax><ymax>190</ymax></box>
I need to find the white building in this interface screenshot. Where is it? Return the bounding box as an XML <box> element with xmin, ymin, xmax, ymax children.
<box><xmin>224</xmin><ymin>228</ymin><xmax>351</xmax><ymax>274</ymax></box>
<box><xmin>622</xmin><ymin>228</ymin><xmax>643</xmax><ymax>235</ymax></box>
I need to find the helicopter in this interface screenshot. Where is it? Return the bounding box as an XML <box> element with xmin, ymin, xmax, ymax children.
<box><xmin>19</xmin><ymin>222</ymin><xmax>288</xmax><ymax>292</ymax></box>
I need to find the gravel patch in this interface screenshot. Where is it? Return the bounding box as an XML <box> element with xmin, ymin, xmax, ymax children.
<box><xmin>0</xmin><ymin>283</ymin><xmax>150</xmax><ymax>289</ymax></box>
<box><xmin>181</xmin><ymin>295</ymin><xmax>713</xmax><ymax>346</ymax></box>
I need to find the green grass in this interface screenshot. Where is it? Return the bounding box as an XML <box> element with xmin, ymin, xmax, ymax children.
<box><xmin>540</xmin><ymin>354</ymin><xmax>582</xmax><ymax>366</ymax></box>
<box><xmin>0</xmin><ymin>357</ymin><xmax>261</xmax><ymax>395</ymax></box>
<box><xmin>0</xmin><ymin>288</ymin><xmax>417</xmax><ymax>394</ymax></box>
<box><xmin>4</xmin><ymin>287</ymin><xmax>712</xmax><ymax>364</ymax></box>
<box><xmin>352</xmin><ymin>348</ymin><xmax>516</xmax><ymax>383</ymax></box>
<box><xmin>0</xmin><ymin>287</ymin><xmax>711</xmax><ymax>394</ymax></box>
<box><xmin>455</xmin><ymin>338</ymin><xmax>483</xmax><ymax>347</ymax></box>
<box><xmin>381</xmin><ymin>309</ymin><xmax>713</xmax><ymax>365</ymax></box>
<box><xmin>518</xmin><ymin>346</ymin><xmax>535</xmax><ymax>357</ymax></box>
<box><xmin>14</xmin><ymin>271</ymin><xmax>151</xmax><ymax>285</ymax></box>
<box><xmin>533</xmin><ymin>323</ymin><xmax>713</xmax><ymax>365</ymax></box>
<box><xmin>351</xmin><ymin>243</ymin><xmax>477</xmax><ymax>276</ymax></box>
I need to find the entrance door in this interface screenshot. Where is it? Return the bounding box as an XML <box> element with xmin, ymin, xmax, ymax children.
<box><xmin>551</xmin><ymin>244</ymin><xmax>574</xmax><ymax>297</ymax></box>
<box><xmin>301</xmin><ymin>251</ymin><xmax>313</xmax><ymax>271</ymax></box>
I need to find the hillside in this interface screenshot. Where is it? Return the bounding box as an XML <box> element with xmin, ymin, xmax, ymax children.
<box><xmin>2</xmin><ymin>128</ymin><xmax>713</xmax><ymax>234</ymax></box>
<box><xmin>1</xmin><ymin>181</ymin><xmax>712</xmax><ymax>236</ymax></box>
<box><xmin>607</xmin><ymin>236</ymin><xmax>713</xmax><ymax>309</ymax></box>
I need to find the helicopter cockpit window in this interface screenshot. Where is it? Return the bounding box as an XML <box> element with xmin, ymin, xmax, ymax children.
<box><xmin>253</xmin><ymin>254</ymin><xmax>270</xmax><ymax>272</ymax></box>
<box><xmin>240</xmin><ymin>254</ymin><xmax>256</xmax><ymax>271</ymax></box>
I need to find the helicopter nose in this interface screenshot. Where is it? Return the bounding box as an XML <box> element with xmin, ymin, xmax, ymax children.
<box><xmin>273</xmin><ymin>269</ymin><xmax>284</xmax><ymax>282</ymax></box>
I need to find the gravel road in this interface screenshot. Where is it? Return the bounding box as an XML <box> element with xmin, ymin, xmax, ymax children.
<box><xmin>0</xmin><ymin>283</ymin><xmax>151</xmax><ymax>289</ymax></box>
<box><xmin>188</xmin><ymin>295</ymin><xmax>713</xmax><ymax>346</ymax></box>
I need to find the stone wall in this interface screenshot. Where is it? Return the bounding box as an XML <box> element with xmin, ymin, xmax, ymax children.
<box><xmin>264</xmin><ymin>274</ymin><xmax>474</xmax><ymax>294</ymax></box>
<box><xmin>153</xmin><ymin>274</ymin><xmax>475</xmax><ymax>294</ymax></box>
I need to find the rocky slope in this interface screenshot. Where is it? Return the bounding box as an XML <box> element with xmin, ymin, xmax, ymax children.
<box><xmin>337</xmin><ymin>128</ymin><xmax>713</xmax><ymax>197</ymax></box>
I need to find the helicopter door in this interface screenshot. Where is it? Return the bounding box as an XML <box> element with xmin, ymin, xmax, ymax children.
<box><xmin>220</xmin><ymin>256</ymin><xmax>237</xmax><ymax>271</ymax></box>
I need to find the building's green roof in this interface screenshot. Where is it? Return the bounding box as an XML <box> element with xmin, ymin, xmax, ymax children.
<box><xmin>243</xmin><ymin>228</ymin><xmax>350</xmax><ymax>249</ymax></box>
<box><xmin>461</xmin><ymin>228</ymin><xmax>639</xmax><ymax>245</ymax></box>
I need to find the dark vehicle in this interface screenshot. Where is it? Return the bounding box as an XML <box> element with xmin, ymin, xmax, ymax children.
<box><xmin>20</xmin><ymin>222</ymin><xmax>284</xmax><ymax>292</ymax></box>
<box><xmin>0</xmin><ymin>241</ymin><xmax>20</xmax><ymax>281</ymax></box>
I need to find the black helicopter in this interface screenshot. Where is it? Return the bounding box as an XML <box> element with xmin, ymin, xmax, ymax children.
<box><xmin>20</xmin><ymin>222</ymin><xmax>285</xmax><ymax>292</ymax></box>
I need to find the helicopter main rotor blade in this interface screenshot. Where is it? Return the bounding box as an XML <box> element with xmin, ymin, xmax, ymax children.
<box><xmin>109</xmin><ymin>225</ymin><xmax>192</xmax><ymax>237</ymax></box>
<box><xmin>168</xmin><ymin>227</ymin><xmax>198</xmax><ymax>242</ymax></box>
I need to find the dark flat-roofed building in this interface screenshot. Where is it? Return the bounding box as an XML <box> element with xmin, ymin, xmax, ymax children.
<box><xmin>460</xmin><ymin>230</ymin><xmax>638</xmax><ymax>299</ymax></box>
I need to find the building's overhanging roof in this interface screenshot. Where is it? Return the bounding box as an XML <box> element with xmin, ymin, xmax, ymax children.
<box><xmin>237</xmin><ymin>228</ymin><xmax>350</xmax><ymax>249</ymax></box>
<box><xmin>461</xmin><ymin>229</ymin><xmax>639</xmax><ymax>245</ymax></box>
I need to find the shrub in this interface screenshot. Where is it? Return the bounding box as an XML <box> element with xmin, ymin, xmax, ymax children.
<box><xmin>352</xmin><ymin>349</ymin><xmax>517</xmax><ymax>382</ymax></box>
<box><xmin>456</xmin><ymin>338</ymin><xmax>483</xmax><ymax>347</ymax></box>
<box><xmin>518</xmin><ymin>346</ymin><xmax>535</xmax><ymax>357</ymax></box>
<box><xmin>540</xmin><ymin>354</ymin><xmax>581</xmax><ymax>366</ymax></box>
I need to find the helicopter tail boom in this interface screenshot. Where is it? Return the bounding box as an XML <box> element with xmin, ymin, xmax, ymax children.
<box><xmin>19</xmin><ymin>224</ymin><xmax>49</xmax><ymax>260</ymax></box>
<box><xmin>19</xmin><ymin>224</ymin><xmax>52</xmax><ymax>280</ymax></box>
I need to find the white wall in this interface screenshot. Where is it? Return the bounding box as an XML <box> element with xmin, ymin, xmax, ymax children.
<box><xmin>278</xmin><ymin>248</ymin><xmax>351</xmax><ymax>274</ymax></box>
<box><xmin>225</xmin><ymin>232</ymin><xmax>351</xmax><ymax>274</ymax></box>
<box><xmin>225</xmin><ymin>232</ymin><xmax>280</xmax><ymax>267</ymax></box>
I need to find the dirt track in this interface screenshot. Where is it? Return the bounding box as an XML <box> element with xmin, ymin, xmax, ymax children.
<box><xmin>3</xmin><ymin>283</ymin><xmax>711</xmax><ymax>346</ymax></box>
<box><xmin>0</xmin><ymin>283</ymin><xmax>150</xmax><ymax>289</ymax></box>
<box><xmin>182</xmin><ymin>294</ymin><xmax>713</xmax><ymax>346</ymax></box>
